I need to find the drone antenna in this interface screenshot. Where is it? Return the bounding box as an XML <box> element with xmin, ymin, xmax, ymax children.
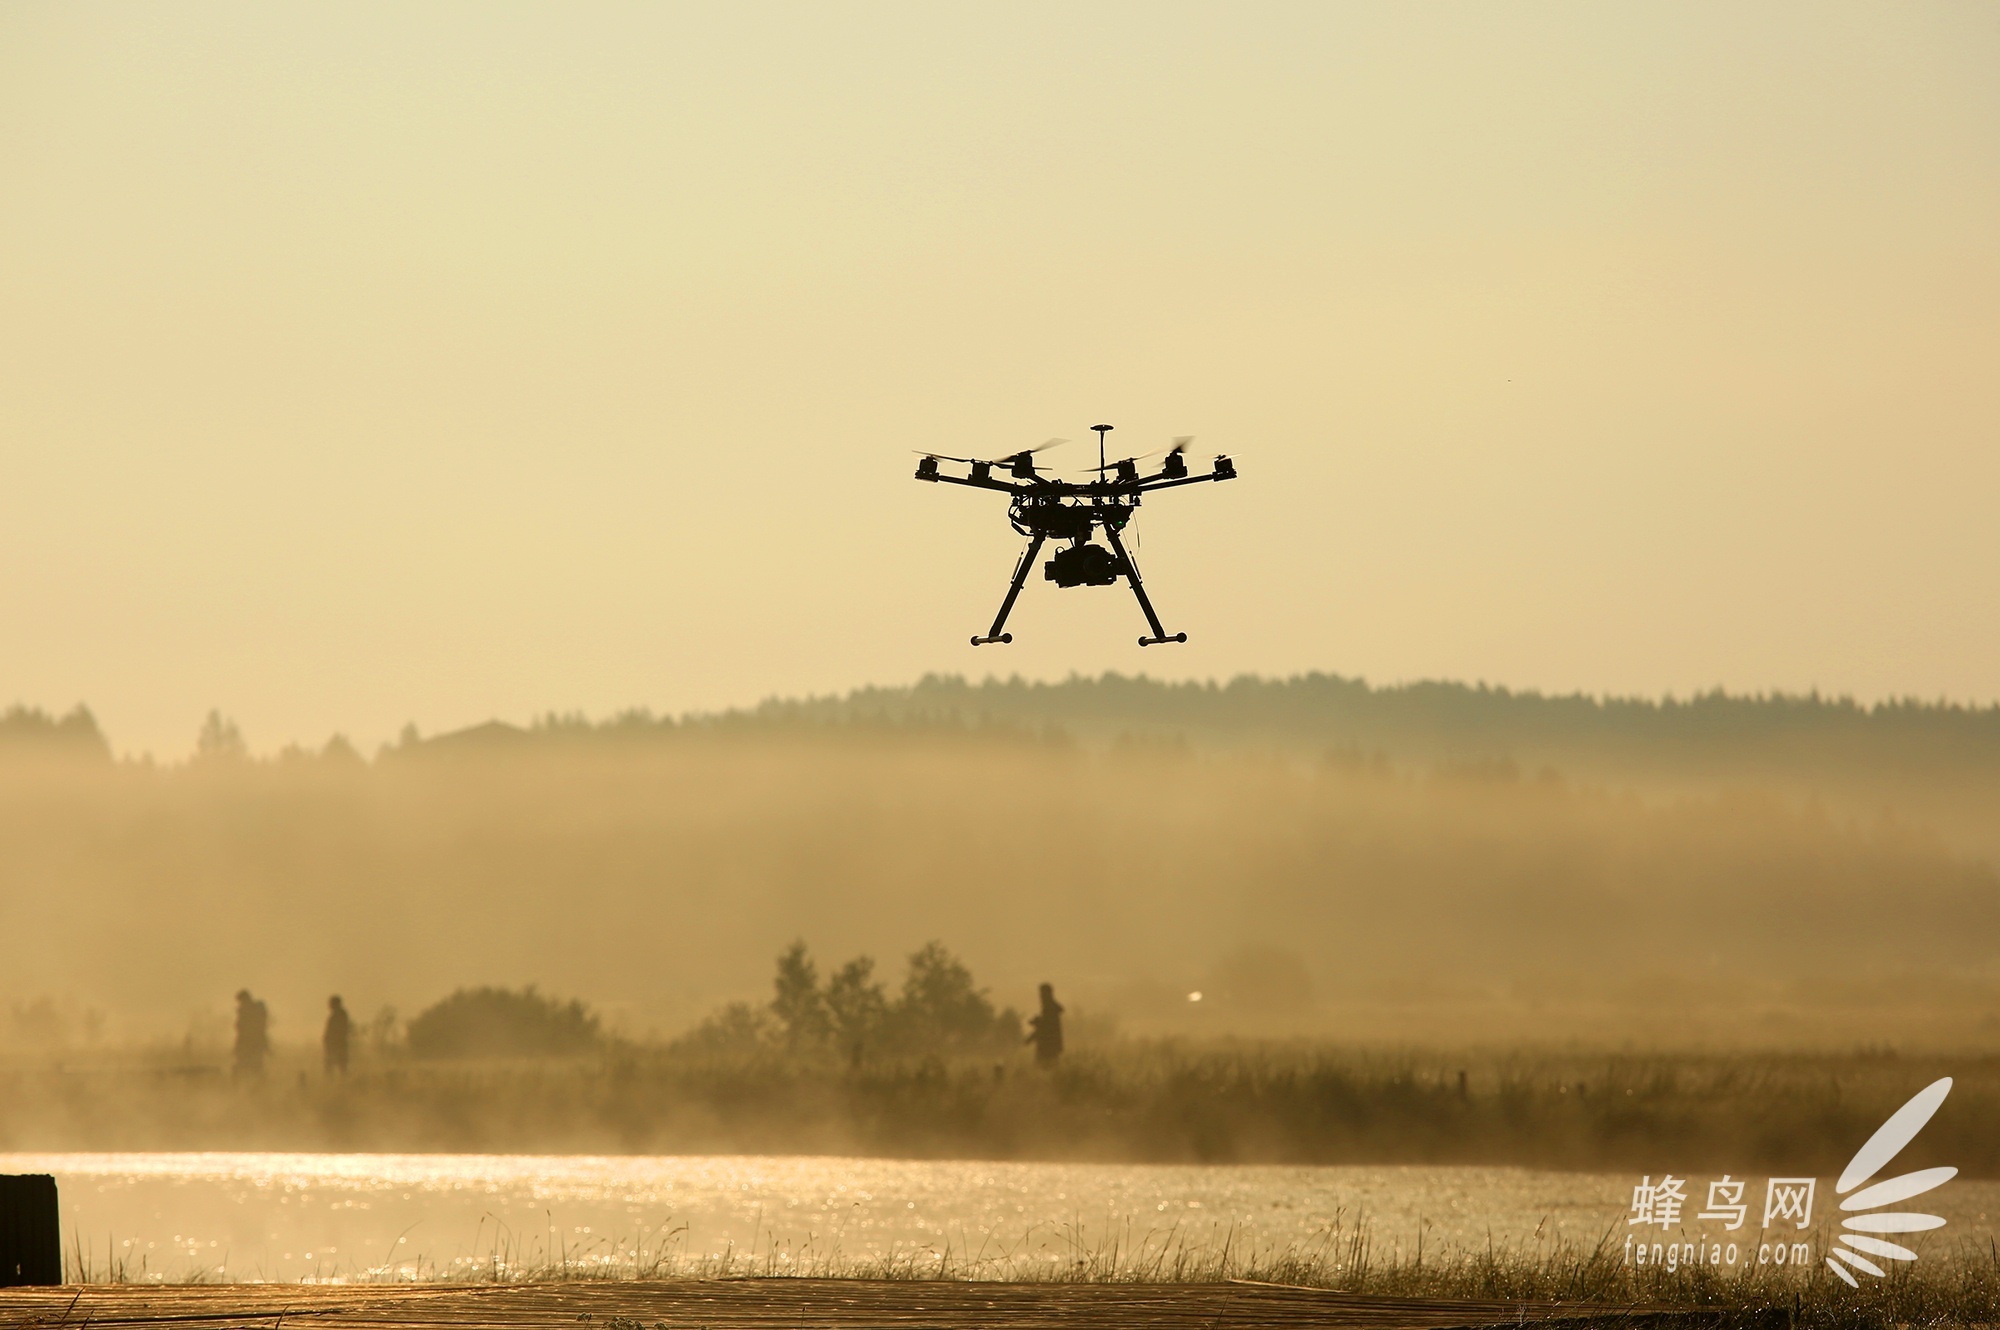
<box><xmin>1092</xmin><ymin>423</ymin><xmax>1112</xmax><ymax>477</ymax></box>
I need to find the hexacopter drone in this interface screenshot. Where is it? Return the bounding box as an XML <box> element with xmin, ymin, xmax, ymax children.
<box><xmin>916</xmin><ymin>423</ymin><xmax>1236</xmax><ymax>646</ymax></box>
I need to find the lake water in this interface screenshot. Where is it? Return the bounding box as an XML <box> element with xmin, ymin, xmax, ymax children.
<box><xmin>4</xmin><ymin>1152</ymin><xmax>1995</xmax><ymax>1284</ymax></box>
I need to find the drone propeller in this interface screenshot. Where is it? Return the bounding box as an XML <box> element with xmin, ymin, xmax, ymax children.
<box><xmin>993</xmin><ymin>438</ymin><xmax>1068</xmax><ymax>467</ymax></box>
<box><xmin>914</xmin><ymin>438</ymin><xmax>1068</xmax><ymax>466</ymax></box>
<box><xmin>1086</xmin><ymin>436</ymin><xmax>1196</xmax><ymax>473</ymax></box>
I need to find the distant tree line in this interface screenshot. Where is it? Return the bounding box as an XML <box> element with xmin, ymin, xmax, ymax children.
<box><xmin>17</xmin><ymin>674</ymin><xmax>2000</xmax><ymax>776</ymax></box>
<box><xmin>0</xmin><ymin>705</ymin><xmax>110</xmax><ymax>760</ymax></box>
<box><xmin>348</xmin><ymin>945</ymin><xmax>1020</xmax><ymax>1065</ymax></box>
<box><xmin>735</xmin><ymin>674</ymin><xmax>2000</xmax><ymax>774</ymax></box>
<box><xmin>677</xmin><ymin>940</ymin><xmax>1023</xmax><ymax>1062</ymax></box>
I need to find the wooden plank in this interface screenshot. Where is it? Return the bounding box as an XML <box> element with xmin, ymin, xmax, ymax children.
<box><xmin>0</xmin><ymin>1280</ymin><xmax>1705</xmax><ymax>1330</ymax></box>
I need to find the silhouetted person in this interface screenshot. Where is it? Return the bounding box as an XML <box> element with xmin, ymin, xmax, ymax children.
<box><xmin>233</xmin><ymin>989</ymin><xmax>270</xmax><ymax>1079</ymax></box>
<box><xmin>1026</xmin><ymin>982</ymin><xmax>1064</xmax><ymax>1067</ymax></box>
<box><xmin>323</xmin><ymin>995</ymin><xmax>351</xmax><ymax>1076</ymax></box>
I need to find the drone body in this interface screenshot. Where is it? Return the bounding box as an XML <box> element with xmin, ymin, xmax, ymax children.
<box><xmin>916</xmin><ymin>425</ymin><xmax>1237</xmax><ymax>646</ymax></box>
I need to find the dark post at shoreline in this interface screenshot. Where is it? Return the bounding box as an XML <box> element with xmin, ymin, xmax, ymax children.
<box><xmin>0</xmin><ymin>1174</ymin><xmax>61</xmax><ymax>1286</ymax></box>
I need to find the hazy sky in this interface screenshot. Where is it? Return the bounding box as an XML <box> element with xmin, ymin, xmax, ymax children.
<box><xmin>3</xmin><ymin>3</ymin><xmax>1997</xmax><ymax>756</ymax></box>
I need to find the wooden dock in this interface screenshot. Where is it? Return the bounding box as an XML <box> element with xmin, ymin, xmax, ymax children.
<box><xmin>0</xmin><ymin>1280</ymin><xmax>1709</xmax><ymax>1330</ymax></box>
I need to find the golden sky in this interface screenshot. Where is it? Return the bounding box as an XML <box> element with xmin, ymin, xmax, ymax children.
<box><xmin>2</xmin><ymin>3</ymin><xmax>1997</xmax><ymax>756</ymax></box>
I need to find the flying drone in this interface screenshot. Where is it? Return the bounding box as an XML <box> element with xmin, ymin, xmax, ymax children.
<box><xmin>916</xmin><ymin>424</ymin><xmax>1236</xmax><ymax>646</ymax></box>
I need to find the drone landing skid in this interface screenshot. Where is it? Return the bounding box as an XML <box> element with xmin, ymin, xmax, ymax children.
<box><xmin>971</xmin><ymin>533</ymin><xmax>1045</xmax><ymax>646</ymax></box>
<box><xmin>1103</xmin><ymin>525</ymin><xmax>1186</xmax><ymax>648</ymax></box>
<box><xmin>972</xmin><ymin>528</ymin><xmax>1189</xmax><ymax>647</ymax></box>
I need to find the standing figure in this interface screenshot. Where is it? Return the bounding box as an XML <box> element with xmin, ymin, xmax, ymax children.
<box><xmin>233</xmin><ymin>989</ymin><xmax>270</xmax><ymax>1079</ymax></box>
<box><xmin>1025</xmin><ymin>982</ymin><xmax>1064</xmax><ymax>1067</ymax></box>
<box><xmin>323</xmin><ymin>995</ymin><xmax>351</xmax><ymax>1076</ymax></box>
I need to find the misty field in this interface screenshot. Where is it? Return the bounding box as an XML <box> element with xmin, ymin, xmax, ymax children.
<box><xmin>7</xmin><ymin>674</ymin><xmax>2000</xmax><ymax>1054</ymax></box>
<box><xmin>0</xmin><ymin>1041</ymin><xmax>1981</xmax><ymax>1177</ymax></box>
<box><xmin>5</xmin><ymin>674</ymin><xmax>2000</xmax><ymax>1168</ymax></box>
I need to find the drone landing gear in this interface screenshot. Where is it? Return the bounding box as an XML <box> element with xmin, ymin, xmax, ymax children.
<box><xmin>970</xmin><ymin>528</ymin><xmax>1187</xmax><ymax>647</ymax></box>
<box><xmin>1102</xmin><ymin>525</ymin><xmax>1187</xmax><ymax>647</ymax></box>
<box><xmin>971</xmin><ymin>533</ymin><xmax>1045</xmax><ymax>645</ymax></box>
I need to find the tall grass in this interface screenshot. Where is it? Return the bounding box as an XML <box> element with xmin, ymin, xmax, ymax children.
<box><xmin>58</xmin><ymin>1209</ymin><xmax>2000</xmax><ymax>1330</ymax></box>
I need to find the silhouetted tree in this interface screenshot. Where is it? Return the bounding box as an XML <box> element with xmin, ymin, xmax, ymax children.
<box><xmin>195</xmin><ymin>710</ymin><xmax>247</xmax><ymax>763</ymax></box>
<box><xmin>770</xmin><ymin>940</ymin><xmax>829</xmax><ymax>1050</ymax></box>
<box><xmin>889</xmin><ymin>941</ymin><xmax>1021</xmax><ymax>1054</ymax></box>
<box><xmin>677</xmin><ymin>1001</ymin><xmax>773</xmax><ymax>1055</ymax></box>
<box><xmin>681</xmin><ymin>942</ymin><xmax>1021</xmax><ymax>1060</ymax></box>
<box><xmin>406</xmin><ymin>985</ymin><xmax>599</xmax><ymax>1058</ymax></box>
<box><xmin>321</xmin><ymin>735</ymin><xmax>365</xmax><ymax>766</ymax></box>
<box><xmin>825</xmin><ymin>955</ymin><xmax>888</xmax><ymax>1063</ymax></box>
<box><xmin>0</xmin><ymin>705</ymin><xmax>111</xmax><ymax>762</ymax></box>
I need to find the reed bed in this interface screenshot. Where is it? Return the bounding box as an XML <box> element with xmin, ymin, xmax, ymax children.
<box><xmin>59</xmin><ymin>1213</ymin><xmax>2000</xmax><ymax>1330</ymax></box>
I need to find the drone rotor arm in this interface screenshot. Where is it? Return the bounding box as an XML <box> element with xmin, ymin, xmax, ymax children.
<box><xmin>1135</xmin><ymin>460</ymin><xmax>1237</xmax><ymax>493</ymax></box>
<box><xmin>930</xmin><ymin>470</ymin><xmax>1029</xmax><ymax>494</ymax></box>
<box><xmin>1133</xmin><ymin>474</ymin><xmax>1207</xmax><ymax>493</ymax></box>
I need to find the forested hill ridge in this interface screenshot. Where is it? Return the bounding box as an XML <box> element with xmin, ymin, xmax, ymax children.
<box><xmin>12</xmin><ymin>675</ymin><xmax>2000</xmax><ymax>780</ymax></box>
<box><xmin>727</xmin><ymin>674</ymin><xmax>2000</xmax><ymax>774</ymax></box>
<box><xmin>546</xmin><ymin>673</ymin><xmax>2000</xmax><ymax>862</ymax></box>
